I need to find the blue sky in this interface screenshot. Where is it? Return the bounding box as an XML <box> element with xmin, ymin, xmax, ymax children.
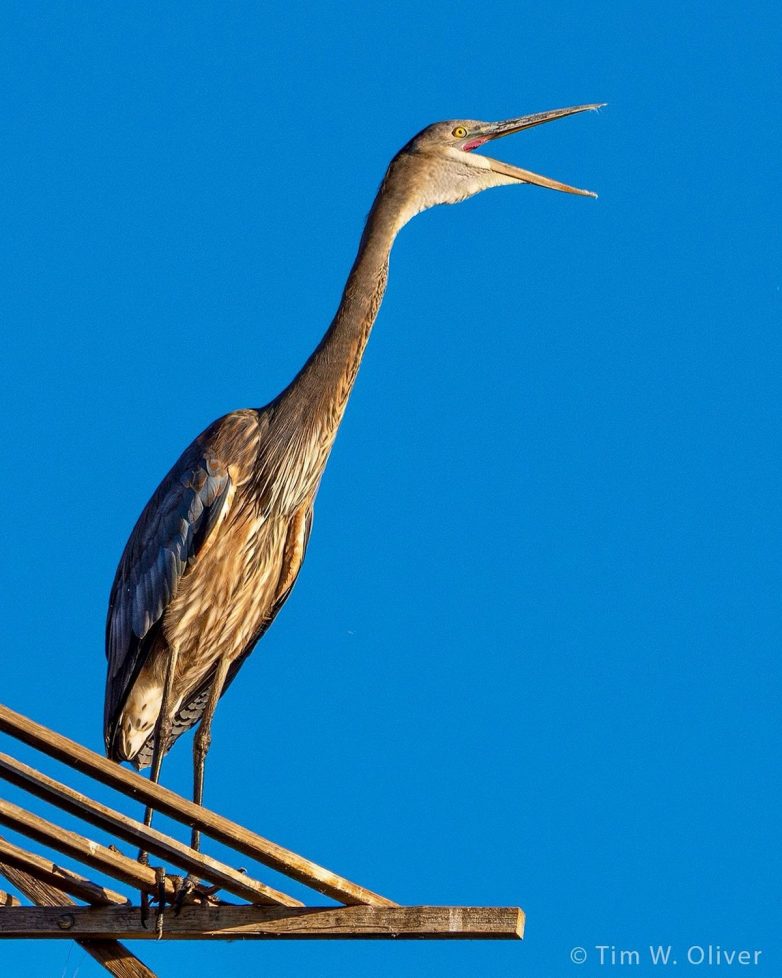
<box><xmin>0</xmin><ymin>1</ymin><xmax>779</xmax><ymax>975</ymax></box>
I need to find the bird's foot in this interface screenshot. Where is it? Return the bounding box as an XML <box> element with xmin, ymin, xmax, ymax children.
<box><xmin>173</xmin><ymin>873</ymin><xmax>200</xmax><ymax>916</ymax></box>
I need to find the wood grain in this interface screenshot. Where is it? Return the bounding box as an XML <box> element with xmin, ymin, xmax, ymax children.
<box><xmin>0</xmin><ymin>888</ymin><xmax>20</xmax><ymax>906</ymax></box>
<box><xmin>0</xmin><ymin>836</ymin><xmax>129</xmax><ymax>905</ymax></box>
<box><xmin>0</xmin><ymin>703</ymin><xmax>395</xmax><ymax>906</ymax></box>
<box><xmin>0</xmin><ymin>797</ymin><xmax>178</xmax><ymax>900</ymax></box>
<box><xmin>0</xmin><ymin>840</ymin><xmax>156</xmax><ymax>978</ymax></box>
<box><xmin>0</xmin><ymin>904</ymin><xmax>525</xmax><ymax>940</ymax></box>
<box><xmin>0</xmin><ymin>752</ymin><xmax>300</xmax><ymax>906</ymax></box>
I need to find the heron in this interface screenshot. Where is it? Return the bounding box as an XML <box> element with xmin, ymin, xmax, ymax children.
<box><xmin>104</xmin><ymin>103</ymin><xmax>601</xmax><ymax>854</ymax></box>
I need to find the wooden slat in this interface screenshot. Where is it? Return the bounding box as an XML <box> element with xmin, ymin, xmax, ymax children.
<box><xmin>65</xmin><ymin>940</ymin><xmax>158</xmax><ymax>978</ymax></box>
<box><xmin>0</xmin><ymin>704</ymin><xmax>395</xmax><ymax>906</ymax></box>
<box><xmin>0</xmin><ymin>888</ymin><xmax>20</xmax><ymax>906</ymax></box>
<box><xmin>0</xmin><ymin>797</ymin><xmax>178</xmax><ymax>901</ymax></box>
<box><xmin>0</xmin><ymin>904</ymin><xmax>525</xmax><ymax>940</ymax></box>
<box><xmin>0</xmin><ymin>854</ymin><xmax>156</xmax><ymax>978</ymax></box>
<box><xmin>0</xmin><ymin>836</ymin><xmax>129</xmax><ymax>906</ymax></box>
<box><xmin>0</xmin><ymin>753</ymin><xmax>301</xmax><ymax>907</ymax></box>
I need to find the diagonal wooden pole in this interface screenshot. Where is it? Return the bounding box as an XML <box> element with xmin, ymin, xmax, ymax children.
<box><xmin>0</xmin><ymin>752</ymin><xmax>302</xmax><ymax>906</ymax></box>
<box><xmin>0</xmin><ymin>798</ymin><xmax>179</xmax><ymax>902</ymax></box>
<box><xmin>0</xmin><ymin>836</ymin><xmax>129</xmax><ymax>906</ymax></box>
<box><xmin>0</xmin><ymin>835</ymin><xmax>156</xmax><ymax>978</ymax></box>
<box><xmin>0</xmin><ymin>704</ymin><xmax>395</xmax><ymax>906</ymax></box>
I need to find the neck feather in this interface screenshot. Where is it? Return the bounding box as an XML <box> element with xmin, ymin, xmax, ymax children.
<box><xmin>255</xmin><ymin>161</ymin><xmax>425</xmax><ymax>513</ymax></box>
<box><xmin>276</xmin><ymin>177</ymin><xmax>412</xmax><ymax>425</ymax></box>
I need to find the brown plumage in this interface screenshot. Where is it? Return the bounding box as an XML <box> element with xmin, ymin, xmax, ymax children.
<box><xmin>104</xmin><ymin>104</ymin><xmax>601</xmax><ymax>835</ymax></box>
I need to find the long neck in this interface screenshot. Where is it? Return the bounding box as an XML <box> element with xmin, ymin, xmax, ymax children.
<box><xmin>276</xmin><ymin>178</ymin><xmax>412</xmax><ymax>428</ymax></box>
<box><xmin>256</xmin><ymin>173</ymin><xmax>416</xmax><ymax>513</ymax></box>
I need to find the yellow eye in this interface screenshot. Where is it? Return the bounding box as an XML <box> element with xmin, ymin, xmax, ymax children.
<box><xmin>452</xmin><ymin>126</ymin><xmax>467</xmax><ymax>138</ymax></box>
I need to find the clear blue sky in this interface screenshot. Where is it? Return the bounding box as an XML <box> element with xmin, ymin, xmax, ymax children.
<box><xmin>0</xmin><ymin>2</ymin><xmax>779</xmax><ymax>976</ymax></box>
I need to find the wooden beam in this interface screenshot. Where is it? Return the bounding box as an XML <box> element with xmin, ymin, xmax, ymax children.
<box><xmin>0</xmin><ymin>797</ymin><xmax>178</xmax><ymax>901</ymax></box>
<box><xmin>0</xmin><ymin>888</ymin><xmax>20</xmax><ymax>906</ymax></box>
<box><xmin>0</xmin><ymin>836</ymin><xmax>129</xmax><ymax>906</ymax></box>
<box><xmin>0</xmin><ymin>704</ymin><xmax>395</xmax><ymax>906</ymax></box>
<box><xmin>0</xmin><ymin>904</ymin><xmax>525</xmax><ymax>940</ymax></box>
<box><xmin>0</xmin><ymin>853</ymin><xmax>156</xmax><ymax>978</ymax></box>
<box><xmin>0</xmin><ymin>752</ymin><xmax>301</xmax><ymax>907</ymax></box>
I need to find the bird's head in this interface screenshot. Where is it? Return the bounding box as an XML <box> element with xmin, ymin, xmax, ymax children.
<box><xmin>378</xmin><ymin>103</ymin><xmax>604</xmax><ymax>229</ymax></box>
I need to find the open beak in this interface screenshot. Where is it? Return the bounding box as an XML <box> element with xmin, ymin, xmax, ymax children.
<box><xmin>469</xmin><ymin>103</ymin><xmax>604</xmax><ymax>198</ymax></box>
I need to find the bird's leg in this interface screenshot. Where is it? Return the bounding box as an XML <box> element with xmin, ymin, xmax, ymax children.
<box><xmin>139</xmin><ymin>644</ymin><xmax>179</xmax><ymax>925</ymax></box>
<box><xmin>191</xmin><ymin>656</ymin><xmax>231</xmax><ymax>851</ymax></box>
<box><xmin>173</xmin><ymin>658</ymin><xmax>230</xmax><ymax>914</ymax></box>
<box><xmin>154</xmin><ymin>865</ymin><xmax>167</xmax><ymax>939</ymax></box>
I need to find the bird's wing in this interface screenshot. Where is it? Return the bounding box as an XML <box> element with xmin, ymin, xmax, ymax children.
<box><xmin>130</xmin><ymin>502</ymin><xmax>313</xmax><ymax>770</ymax></box>
<box><xmin>104</xmin><ymin>437</ymin><xmax>233</xmax><ymax>751</ymax></box>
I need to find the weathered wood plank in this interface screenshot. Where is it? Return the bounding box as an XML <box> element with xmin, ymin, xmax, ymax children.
<box><xmin>0</xmin><ymin>752</ymin><xmax>301</xmax><ymax>907</ymax></box>
<box><xmin>0</xmin><ymin>704</ymin><xmax>395</xmax><ymax>906</ymax></box>
<box><xmin>0</xmin><ymin>836</ymin><xmax>129</xmax><ymax>906</ymax></box>
<box><xmin>0</xmin><ymin>851</ymin><xmax>156</xmax><ymax>978</ymax></box>
<box><xmin>0</xmin><ymin>797</ymin><xmax>178</xmax><ymax>900</ymax></box>
<box><xmin>0</xmin><ymin>905</ymin><xmax>525</xmax><ymax>940</ymax></box>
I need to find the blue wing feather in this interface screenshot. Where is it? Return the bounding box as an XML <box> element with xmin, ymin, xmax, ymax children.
<box><xmin>104</xmin><ymin>439</ymin><xmax>231</xmax><ymax>751</ymax></box>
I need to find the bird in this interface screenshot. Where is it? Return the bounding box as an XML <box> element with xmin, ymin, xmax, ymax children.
<box><xmin>104</xmin><ymin>103</ymin><xmax>602</xmax><ymax>849</ymax></box>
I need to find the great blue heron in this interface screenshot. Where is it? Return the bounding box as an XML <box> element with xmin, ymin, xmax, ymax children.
<box><xmin>104</xmin><ymin>103</ymin><xmax>601</xmax><ymax>851</ymax></box>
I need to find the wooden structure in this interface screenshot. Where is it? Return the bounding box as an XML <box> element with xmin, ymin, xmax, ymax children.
<box><xmin>0</xmin><ymin>704</ymin><xmax>524</xmax><ymax>976</ymax></box>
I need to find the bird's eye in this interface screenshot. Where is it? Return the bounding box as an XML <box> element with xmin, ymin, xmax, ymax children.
<box><xmin>452</xmin><ymin>126</ymin><xmax>467</xmax><ymax>138</ymax></box>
